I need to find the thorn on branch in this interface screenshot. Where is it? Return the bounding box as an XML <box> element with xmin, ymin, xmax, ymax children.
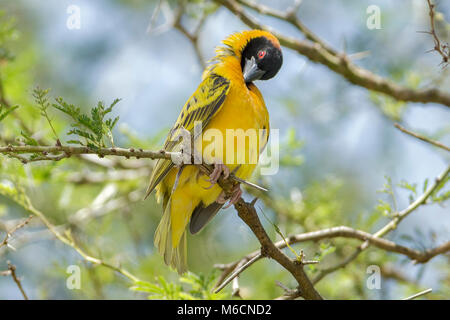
<box><xmin>403</xmin><ymin>288</ymin><xmax>433</xmax><ymax>300</ymax></box>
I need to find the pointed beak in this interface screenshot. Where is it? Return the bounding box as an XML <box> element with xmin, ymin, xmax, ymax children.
<box><xmin>243</xmin><ymin>56</ymin><xmax>265</xmax><ymax>83</ymax></box>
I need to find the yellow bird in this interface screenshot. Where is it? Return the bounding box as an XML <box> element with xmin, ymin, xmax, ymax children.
<box><xmin>145</xmin><ymin>30</ymin><xmax>283</xmax><ymax>274</ymax></box>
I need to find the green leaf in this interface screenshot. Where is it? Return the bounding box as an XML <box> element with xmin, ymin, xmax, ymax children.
<box><xmin>66</xmin><ymin>140</ymin><xmax>85</xmax><ymax>146</ymax></box>
<box><xmin>0</xmin><ymin>104</ymin><xmax>19</xmax><ymax>121</ymax></box>
<box><xmin>20</xmin><ymin>130</ymin><xmax>38</xmax><ymax>146</ymax></box>
<box><xmin>376</xmin><ymin>199</ymin><xmax>392</xmax><ymax>216</ymax></box>
<box><xmin>398</xmin><ymin>180</ymin><xmax>417</xmax><ymax>196</ymax></box>
<box><xmin>52</xmin><ymin>96</ymin><xmax>120</xmax><ymax>148</ymax></box>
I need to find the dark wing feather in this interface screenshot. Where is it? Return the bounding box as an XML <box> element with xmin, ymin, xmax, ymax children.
<box><xmin>145</xmin><ymin>74</ymin><xmax>230</xmax><ymax>198</ymax></box>
<box><xmin>189</xmin><ymin>201</ymin><xmax>223</xmax><ymax>234</ymax></box>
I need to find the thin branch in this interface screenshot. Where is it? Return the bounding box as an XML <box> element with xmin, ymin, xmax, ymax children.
<box><xmin>285</xmin><ymin>227</ymin><xmax>450</xmax><ymax>263</ymax></box>
<box><xmin>214</xmin><ymin>253</ymin><xmax>260</xmax><ymax>293</ymax></box>
<box><xmin>312</xmin><ymin>248</ymin><xmax>362</xmax><ymax>284</ymax></box>
<box><xmin>313</xmin><ymin>164</ymin><xmax>450</xmax><ymax>283</ymax></box>
<box><xmin>146</xmin><ymin>0</ymin><xmax>163</xmax><ymax>33</ymax></box>
<box><xmin>215</xmin><ymin>0</ymin><xmax>450</xmax><ymax>108</ymax></box>
<box><xmin>236</xmin><ymin>0</ymin><xmax>336</xmax><ymax>56</ymax></box>
<box><xmin>403</xmin><ymin>288</ymin><xmax>433</xmax><ymax>300</ymax></box>
<box><xmin>0</xmin><ymin>215</ymin><xmax>33</xmax><ymax>250</ymax></box>
<box><xmin>380</xmin><ymin>264</ymin><xmax>414</xmax><ymax>283</ymax></box>
<box><xmin>0</xmin><ymin>71</ymin><xmax>36</xmax><ymax>135</ymax></box>
<box><xmin>394</xmin><ymin>123</ymin><xmax>450</xmax><ymax>152</ymax></box>
<box><xmin>0</xmin><ymin>145</ymin><xmax>174</xmax><ymax>163</ymax></box>
<box><xmin>214</xmin><ymin>226</ymin><xmax>450</xmax><ymax>290</ymax></box>
<box><xmin>146</xmin><ymin>0</ymin><xmax>175</xmax><ymax>35</ymax></box>
<box><xmin>173</xmin><ymin>6</ymin><xmax>208</xmax><ymax>69</ymax></box>
<box><xmin>0</xmin><ymin>144</ymin><xmax>267</xmax><ymax>193</ymax></box>
<box><xmin>231</xmin><ymin>276</ymin><xmax>241</xmax><ymax>298</ymax></box>
<box><xmin>15</xmin><ymin>194</ymin><xmax>145</xmax><ymax>284</ymax></box>
<box><xmin>69</xmin><ymin>190</ymin><xmax>143</xmax><ymax>226</ymax></box>
<box><xmin>67</xmin><ymin>168</ymin><xmax>151</xmax><ymax>184</ymax></box>
<box><xmin>425</xmin><ymin>0</ymin><xmax>449</xmax><ymax>68</ymax></box>
<box><xmin>1</xmin><ymin>262</ymin><xmax>29</xmax><ymax>300</ymax></box>
<box><xmin>215</xmin><ymin>165</ymin><xmax>450</xmax><ymax>288</ymax></box>
<box><xmin>274</xmin><ymin>280</ymin><xmax>302</xmax><ymax>300</ymax></box>
<box><xmin>371</xmin><ymin>164</ymin><xmax>450</xmax><ymax>239</ymax></box>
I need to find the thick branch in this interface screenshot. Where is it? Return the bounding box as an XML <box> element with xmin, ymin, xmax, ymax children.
<box><xmin>215</xmin><ymin>0</ymin><xmax>450</xmax><ymax>108</ymax></box>
<box><xmin>204</xmin><ymin>166</ymin><xmax>322</xmax><ymax>300</ymax></box>
<box><xmin>1</xmin><ymin>144</ymin><xmax>266</xmax><ymax>192</ymax></box>
<box><xmin>233</xmin><ymin>198</ymin><xmax>323</xmax><ymax>300</ymax></box>
<box><xmin>0</xmin><ymin>145</ymin><xmax>174</xmax><ymax>163</ymax></box>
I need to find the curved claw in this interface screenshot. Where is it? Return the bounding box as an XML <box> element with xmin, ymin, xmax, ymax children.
<box><xmin>203</xmin><ymin>183</ymin><xmax>215</xmax><ymax>190</ymax></box>
<box><xmin>216</xmin><ymin>191</ymin><xmax>228</xmax><ymax>204</ymax></box>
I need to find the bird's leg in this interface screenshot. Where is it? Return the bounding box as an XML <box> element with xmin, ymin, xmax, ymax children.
<box><xmin>206</xmin><ymin>162</ymin><xmax>243</xmax><ymax>206</ymax></box>
<box><xmin>216</xmin><ymin>184</ymin><xmax>243</xmax><ymax>207</ymax></box>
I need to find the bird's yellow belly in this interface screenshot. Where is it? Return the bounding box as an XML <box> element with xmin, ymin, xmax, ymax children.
<box><xmin>197</xmin><ymin>84</ymin><xmax>269</xmax><ymax>182</ymax></box>
<box><xmin>159</xmin><ymin>85</ymin><xmax>268</xmax><ymax>245</ymax></box>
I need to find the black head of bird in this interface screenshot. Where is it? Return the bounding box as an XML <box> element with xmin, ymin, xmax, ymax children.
<box><xmin>241</xmin><ymin>36</ymin><xmax>283</xmax><ymax>83</ymax></box>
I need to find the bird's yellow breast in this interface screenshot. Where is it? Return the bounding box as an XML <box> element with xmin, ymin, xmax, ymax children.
<box><xmin>199</xmin><ymin>57</ymin><xmax>269</xmax><ymax>180</ymax></box>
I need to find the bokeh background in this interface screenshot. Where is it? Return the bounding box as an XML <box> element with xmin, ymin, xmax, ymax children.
<box><xmin>0</xmin><ymin>0</ymin><xmax>449</xmax><ymax>299</ymax></box>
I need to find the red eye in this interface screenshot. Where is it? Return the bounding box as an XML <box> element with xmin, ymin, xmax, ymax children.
<box><xmin>258</xmin><ymin>50</ymin><xmax>266</xmax><ymax>59</ymax></box>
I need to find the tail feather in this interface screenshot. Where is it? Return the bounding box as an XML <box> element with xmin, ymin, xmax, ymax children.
<box><xmin>154</xmin><ymin>198</ymin><xmax>188</xmax><ymax>274</ymax></box>
<box><xmin>173</xmin><ymin>232</ymin><xmax>187</xmax><ymax>273</ymax></box>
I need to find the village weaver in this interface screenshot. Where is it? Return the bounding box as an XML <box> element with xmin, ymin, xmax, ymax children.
<box><xmin>145</xmin><ymin>30</ymin><xmax>283</xmax><ymax>274</ymax></box>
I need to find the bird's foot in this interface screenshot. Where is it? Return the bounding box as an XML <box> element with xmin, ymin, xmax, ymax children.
<box><xmin>216</xmin><ymin>191</ymin><xmax>228</xmax><ymax>204</ymax></box>
<box><xmin>204</xmin><ymin>162</ymin><xmax>230</xmax><ymax>189</ymax></box>
<box><xmin>217</xmin><ymin>184</ymin><xmax>243</xmax><ymax>209</ymax></box>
